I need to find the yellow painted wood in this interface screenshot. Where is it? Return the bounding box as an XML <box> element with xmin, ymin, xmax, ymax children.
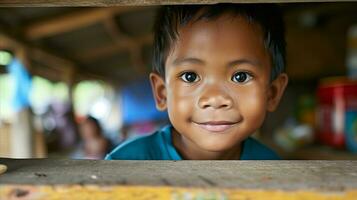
<box><xmin>2</xmin><ymin>159</ymin><xmax>357</xmax><ymax>199</ymax></box>
<box><xmin>1</xmin><ymin>185</ymin><xmax>357</xmax><ymax>200</ymax></box>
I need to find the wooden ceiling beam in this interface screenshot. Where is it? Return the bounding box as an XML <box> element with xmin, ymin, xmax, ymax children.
<box><xmin>103</xmin><ymin>18</ymin><xmax>148</xmax><ymax>74</ymax></box>
<box><xmin>25</xmin><ymin>6</ymin><xmax>147</xmax><ymax>40</ymax></box>
<box><xmin>30</xmin><ymin>48</ymin><xmax>75</xmax><ymax>73</ymax></box>
<box><xmin>0</xmin><ymin>33</ymin><xmax>24</xmax><ymax>51</ymax></box>
<box><xmin>129</xmin><ymin>45</ymin><xmax>148</xmax><ymax>75</ymax></box>
<box><xmin>1</xmin><ymin>32</ymin><xmax>72</xmax><ymax>80</ymax></box>
<box><xmin>284</xmin><ymin>3</ymin><xmax>357</xmax><ymax>22</ymax></box>
<box><xmin>0</xmin><ymin>32</ymin><xmax>107</xmax><ymax>83</ymax></box>
<box><xmin>0</xmin><ymin>0</ymin><xmax>356</xmax><ymax>7</ymax></box>
<box><xmin>76</xmin><ymin>33</ymin><xmax>152</xmax><ymax>62</ymax></box>
<box><xmin>29</xmin><ymin>48</ymin><xmax>111</xmax><ymax>83</ymax></box>
<box><xmin>103</xmin><ymin>18</ymin><xmax>127</xmax><ymax>43</ymax></box>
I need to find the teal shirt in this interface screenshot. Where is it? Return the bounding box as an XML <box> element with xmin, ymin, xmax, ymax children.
<box><xmin>105</xmin><ymin>125</ymin><xmax>280</xmax><ymax>160</ymax></box>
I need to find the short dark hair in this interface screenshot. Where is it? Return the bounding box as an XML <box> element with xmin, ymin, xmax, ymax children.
<box><xmin>152</xmin><ymin>3</ymin><xmax>286</xmax><ymax>81</ymax></box>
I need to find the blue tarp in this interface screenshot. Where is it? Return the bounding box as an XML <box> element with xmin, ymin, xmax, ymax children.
<box><xmin>121</xmin><ymin>78</ymin><xmax>168</xmax><ymax>125</ymax></box>
<box><xmin>6</xmin><ymin>58</ymin><xmax>32</xmax><ymax>112</ymax></box>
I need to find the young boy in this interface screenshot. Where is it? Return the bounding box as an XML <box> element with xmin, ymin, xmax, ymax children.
<box><xmin>106</xmin><ymin>4</ymin><xmax>288</xmax><ymax>160</ymax></box>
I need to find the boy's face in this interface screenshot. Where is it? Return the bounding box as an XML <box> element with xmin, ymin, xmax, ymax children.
<box><xmin>150</xmin><ymin>15</ymin><xmax>288</xmax><ymax>153</ymax></box>
<box><xmin>80</xmin><ymin>120</ymin><xmax>98</xmax><ymax>140</ymax></box>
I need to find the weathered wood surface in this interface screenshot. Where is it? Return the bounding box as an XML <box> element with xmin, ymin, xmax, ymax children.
<box><xmin>0</xmin><ymin>159</ymin><xmax>357</xmax><ymax>190</ymax></box>
<box><xmin>0</xmin><ymin>0</ymin><xmax>356</xmax><ymax>7</ymax></box>
<box><xmin>1</xmin><ymin>159</ymin><xmax>357</xmax><ymax>199</ymax></box>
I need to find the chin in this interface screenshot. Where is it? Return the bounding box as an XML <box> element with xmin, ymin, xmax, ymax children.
<box><xmin>197</xmin><ymin>141</ymin><xmax>237</xmax><ymax>152</ymax></box>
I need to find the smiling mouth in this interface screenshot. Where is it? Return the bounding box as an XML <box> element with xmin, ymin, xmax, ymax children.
<box><xmin>193</xmin><ymin>121</ymin><xmax>238</xmax><ymax>132</ymax></box>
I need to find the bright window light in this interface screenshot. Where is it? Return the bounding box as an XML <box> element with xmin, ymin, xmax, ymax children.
<box><xmin>0</xmin><ymin>51</ymin><xmax>12</xmax><ymax>66</ymax></box>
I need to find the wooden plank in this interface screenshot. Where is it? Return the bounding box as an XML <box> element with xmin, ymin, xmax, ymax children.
<box><xmin>0</xmin><ymin>159</ymin><xmax>357</xmax><ymax>189</ymax></box>
<box><xmin>0</xmin><ymin>124</ymin><xmax>11</xmax><ymax>158</ymax></box>
<box><xmin>1</xmin><ymin>159</ymin><xmax>357</xmax><ymax>199</ymax></box>
<box><xmin>0</xmin><ymin>0</ymin><xmax>356</xmax><ymax>7</ymax></box>
<box><xmin>25</xmin><ymin>7</ymin><xmax>148</xmax><ymax>40</ymax></box>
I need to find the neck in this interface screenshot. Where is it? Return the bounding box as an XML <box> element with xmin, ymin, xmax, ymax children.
<box><xmin>172</xmin><ymin>129</ymin><xmax>241</xmax><ymax>160</ymax></box>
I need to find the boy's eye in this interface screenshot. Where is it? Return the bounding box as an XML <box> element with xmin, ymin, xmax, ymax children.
<box><xmin>231</xmin><ymin>72</ymin><xmax>252</xmax><ymax>83</ymax></box>
<box><xmin>179</xmin><ymin>72</ymin><xmax>200</xmax><ymax>83</ymax></box>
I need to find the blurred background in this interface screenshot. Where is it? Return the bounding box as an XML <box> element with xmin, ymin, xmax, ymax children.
<box><xmin>0</xmin><ymin>3</ymin><xmax>356</xmax><ymax>160</ymax></box>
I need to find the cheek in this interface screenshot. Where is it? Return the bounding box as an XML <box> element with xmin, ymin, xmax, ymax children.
<box><xmin>237</xmin><ymin>86</ymin><xmax>268</xmax><ymax>120</ymax></box>
<box><xmin>166</xmin><ymin>82</ymin><xmax>196</xmax><ymax>121</ymax></box>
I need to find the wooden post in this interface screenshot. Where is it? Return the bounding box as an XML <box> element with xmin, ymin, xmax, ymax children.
<box><xmin>10</xmin><ymin>47</ymin><xmax>34</xmax><ymax>158</ymax></box>
<box><xmin>0</xmin><ymin>35</ymin><xmax>36</xmax><ymax>158</ymax></box>
<box><xmin>10</xmin><ymin>108</ymin><xmax>33</xmax><ymax>158</ymax></box>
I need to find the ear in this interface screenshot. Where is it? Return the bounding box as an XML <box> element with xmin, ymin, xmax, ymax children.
<box><xmin>267</xmin><ymin>73</ymin><xmax>288</xmax><ymax>112</ymax></box>
<box><xmin>149</xmin><ymin>72</ymin><xmax>167</xmax><ymax>111</ymax></box>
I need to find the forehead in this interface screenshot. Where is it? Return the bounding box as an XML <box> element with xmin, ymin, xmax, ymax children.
<box><xmin>166</xmin><ymin>15</ymin><xmax>270</xmax><ymax>67</ymax></box>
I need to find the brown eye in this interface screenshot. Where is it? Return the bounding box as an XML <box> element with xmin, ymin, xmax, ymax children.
<box><xmin>231</xmin><ymin>72</ymin><xmax>252</xmax><ymax>83</ymax></box>
<box><xmin>180</xmin><ymin>72</ymin><xmax>200</xmax><ymax>83</ymax></box>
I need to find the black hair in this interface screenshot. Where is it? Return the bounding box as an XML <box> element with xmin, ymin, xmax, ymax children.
<box><xmin>152</xmin><ymin>4</ymin><xmax>286</xmax><ymax>81</ymax></box>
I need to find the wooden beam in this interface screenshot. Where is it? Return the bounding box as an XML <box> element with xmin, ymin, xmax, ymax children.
<box><xmin>102</xmin><ymin>17</ymin><xmax>138</xmax><ymax>52</ymax></box>
<box><xmin>0</xmin><ymin>32</ymin><xmax>103</xmax><ymax>83</ymax></box>
<box><xmin>103</xmin><ymin>18</ymin><xmax>127</xmax><ymax>43</ymax></box>
<box><xmin>30</xmin><ymin>48</ymin><xmax>111</xmax><ymax>83</ymax></box>
<box><xmin>25</xmin><ymin>7</ymin><xmax>148</xmax><ymax>40</ymax></box>
<box><xmin>0</xmin><ymin>33</ymin><xmax>25</xmax><ymax>52</ymax></box>
<box><xmin>30</xmin><ymin>48</ymin><xmax>80</xmax><ymax>84</ymax></box>
<box><xmin>0</xmin><ymin>32</ymin><xmax>75</xmax><ymax>72</ymax></box>
<box><xmin>0</xmin><ymin>40</ymin><xmax>40</xmax><ymax>159</ymax></box>
<box><xmin>1</xmin><ymin>159</ymin><xmax>357</xmax><ymax>199</ymax></box>
<box><xmin>129</xmin><ymin>45</ymin><xmax>148</xmax><ymax>75</ymax></box>
<box><xmin>31</xmin><ymin>48</ymin><xmax>75</xmax><ymax>71</ymax></box>
<box><xmin>76</xmin><ymin>33</ymin><xmax>152</xmax><ymax>62</ymax></box>
<box><xmin>2</xmin><ymin>159</ymin><xmax>357</xmax><ymax>188</ymax></box>
<box><xmin>0</xmin><ymin>0</ymin><xmax>356</xmax><ymax>7</ymax></box>
<box><xmin>103</xmin><ymin>18</ymin><xmax>149</xmax><ymax>74</ymax></box>
<box><xmin>0</xmin><ymin>34</ymin><xmax>32</xmax><ymax>73</ymax></box>
<box><xmin>284</xmin><ymin>3</ymin><xmax>357</xmax><ymax>22</ymax></box>
<box><xmin>76</xmin><ymin>42</ymin><xmax>131</xmax><ymax>62</ymax></box>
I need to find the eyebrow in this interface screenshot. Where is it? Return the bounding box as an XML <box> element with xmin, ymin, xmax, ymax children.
<box><xmin>172</xmin><ymin>57</ymin><xmax>205</xmax><ymax>66</ymax></box>
<box><xmin>172</xmin><ymin>57</ymin><xmax>261</xmax><ymax>68</ymax></box>
<box><xmin>227</xmin><ymin>59</ymin><xmax>261</xmax><ymax>68</ymax></box>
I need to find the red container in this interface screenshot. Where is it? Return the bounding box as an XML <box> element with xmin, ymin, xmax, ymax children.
<box><xmin>316</xmin><ymin>77</ymin><xmax>357</xmax><ymax>148</ymax></box>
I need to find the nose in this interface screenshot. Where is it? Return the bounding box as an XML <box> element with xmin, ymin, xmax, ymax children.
<box><xmin>198</xmin><ymin>86</ymin><xmax>233</xmax><ymax>110</ymax></box>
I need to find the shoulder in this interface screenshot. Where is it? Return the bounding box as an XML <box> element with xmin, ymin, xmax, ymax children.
<box><xmin>241</xmin><ymin>137</ymin><xmax>281</xmax><ymax>160</ymax></box>
<box><xmin>105</xmin><ymin>126</ymin><xmax>169</xmax><ymax>160</ymax></box>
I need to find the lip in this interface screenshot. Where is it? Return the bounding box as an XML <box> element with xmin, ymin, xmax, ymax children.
<box><xmin>193</xmin><ymin>121</ymin><xmax>238</xmax><ymax>132</ymax></box>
